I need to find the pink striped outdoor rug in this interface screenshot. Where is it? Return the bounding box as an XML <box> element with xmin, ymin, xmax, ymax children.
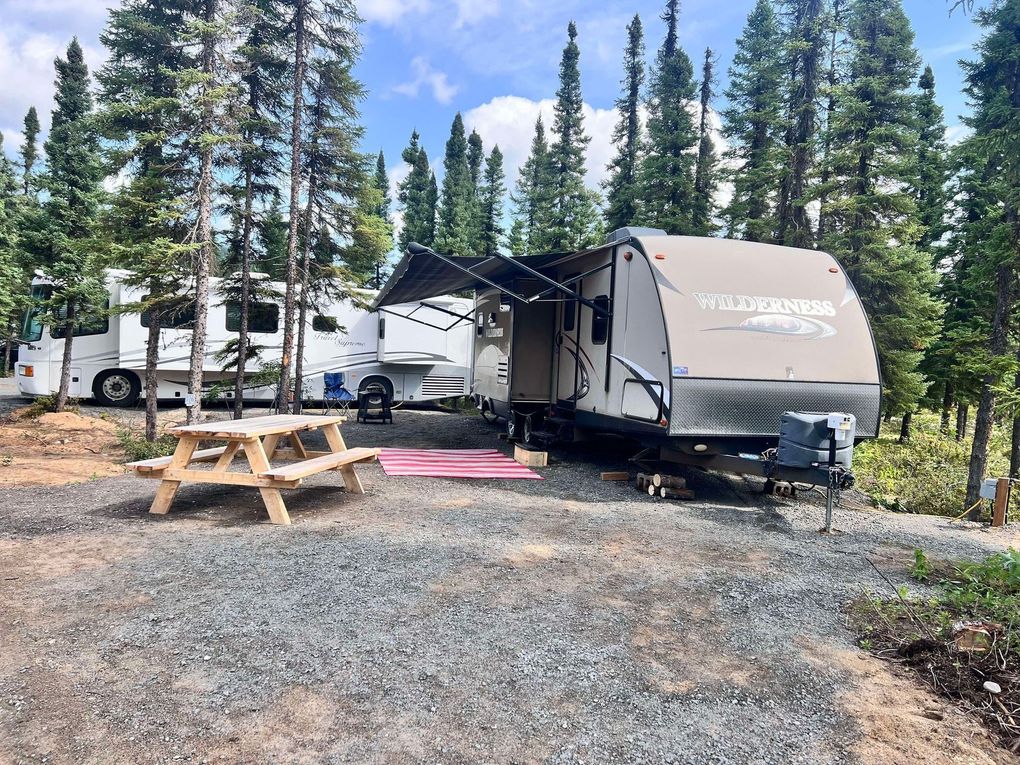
<box><xmin>377</xmin><ymin>448</ymin><xmax>543</xmax><ymax>479</ymax></box>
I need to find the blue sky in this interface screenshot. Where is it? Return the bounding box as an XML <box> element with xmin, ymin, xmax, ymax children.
<box><xmin>0</xmin><ymin>0</ymin><xmax>983</xmax><ymax>207</ymax></box>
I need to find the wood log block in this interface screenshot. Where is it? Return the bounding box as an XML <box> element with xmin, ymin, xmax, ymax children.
<box><xmin>652</xmin><ymin>473</ymin><xmax>686</xmax><ymax>489</ymax></box>
<box><xmin>648</xmin><ymin>483</ymin><xmax>658</xmax><ymax>496</ymax></box>
<box><xmin>601</xmin><ymin>471</ymin><xmax>630</xmax><ymax>481</ymax></box>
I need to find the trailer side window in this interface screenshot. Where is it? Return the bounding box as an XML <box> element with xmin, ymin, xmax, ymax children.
<box><xmin>591</xmin><ymin>295</ymin><xmax>610</xmax><ymax>345</ymax></box>
<box><xmin>51</xmin><ymin>299</ymin><xmax>111</xmax><ymax>338</ymax></box>
<box><xmin>562</xmin><ymin>276</ymin><xmax>579</xmax><ymax>332</ymax></box>
<box><xmin>140</xmin><ymin>297</ymin><xmax>196</xmax><ymax>329</ymax></box>
<box><xmin>312</xmin><ymin>314</ymin><xmax>339</xmax><ymax>333</ymax></box>
<box><xmin>226</xmin><ymin>301</ymin><xmax>279</xmax><ymax>333</ymax></box>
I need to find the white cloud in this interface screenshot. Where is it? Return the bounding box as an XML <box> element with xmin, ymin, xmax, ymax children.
<box><xmin>453</xmin><ymin>0</ymin><xmax>499</xmax><ymax>29</ymax></box>
<box><xmin>945</xmin><ymin>124</ymin><xmax>971</xmax><ymax>145</ymax></box>
<box><xmin>357</xmin><ymin>0</ymin><xmax>429</xmax><ymax>26</ymax></box>
<box><xmin>392</xmin><ymin>56</ymin><xmax>459</xmax><ymax>105</ymax></box>
<box><xmin>463</xmin><ymin>95</ymin><xmax>619</xmax><ymax>192</ymax></box>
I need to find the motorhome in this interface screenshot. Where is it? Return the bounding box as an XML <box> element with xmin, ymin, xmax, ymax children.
<box><xmin>373</xmin><ymin>229</ymin><xmax>882</xmax><ymax>472</ymax></box>
<box><xmin>15</xmin><ymin>270</ymin><xmax>473</xmax><ymax>407</ymax></box>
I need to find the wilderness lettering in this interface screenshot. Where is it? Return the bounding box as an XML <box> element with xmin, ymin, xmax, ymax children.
<box><xmin>692</xmin><ymin>292</ymin><xmax>837</xmax><ymax>318</ymax></box>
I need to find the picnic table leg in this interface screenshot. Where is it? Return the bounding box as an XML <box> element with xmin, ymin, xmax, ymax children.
<box><xmin>288</xmin><ymin>431</ymin><xmax>309</xmax><ymax>458</ymax></box>
<box><xmin>322</xmin><ymin>423</ymin><xmax>364</xmax><ymax>494</ymax></box>
<box><xmin>241</xmin><ymin>437</ymin><xmax>291</xmax><ymax>525</ymax></box>
<box><xmin>149</xmin><ymin>436</ymin><xmax>200</xmax><ymax>516</ymax></box>
<box><xmin>212</xmin><ymin>442</ymin><xmax>240</xmax><ymax>471</ymax></box>
<box><xmin>262</xmin><ymin>434</ymin><xmax>281</xmax><ymax>461</ymax></box>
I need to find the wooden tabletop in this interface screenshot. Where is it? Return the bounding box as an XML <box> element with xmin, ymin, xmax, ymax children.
<box><xmin>168</xmin><ymin>414</ymin><xmax>346</xmax><ymax>439</ymax></box>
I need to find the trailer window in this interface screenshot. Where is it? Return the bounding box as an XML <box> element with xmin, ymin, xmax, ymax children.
<box><xmin>590</xmin><ymin>295</ymin><xmax>610</xmax><ymax>345</ymax></box>
<box><xmin>140</xmin><ymin>297</ymin><xmax>195</xmax><ymax>329</ymax></box>
<box><xmin>19</xmin><ymin>285</ymin><xmax>51</xmax><ymax>342</ymax></box>
<box><xmin>51</xmin><ymin>299</ymin><xmax>111</xmax><ymax>339</ymax></box>
<box><xmin>312</xmin><ymin>314</ymin><xmax>339</xmax><ymax>333</ymax></box>
<box><xmin>226</xmin><ymin>301</ymin><xmax>279</xmax><ymax>333</ymax></box>
<box><xmin>562</xmin><ymin>276</ymin><xmax>578</xmax><ymax>332</ymax></box>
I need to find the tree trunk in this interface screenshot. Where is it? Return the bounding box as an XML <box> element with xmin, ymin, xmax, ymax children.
<box><xmin>956</xmin><ymin>404</ymin><xmax>968</xmax><ymax>442</ymax></box>
<box><xmin>186</xmin><ymin>0</ymin><xmax>217</xmax><ymax>425</ymax></box>
<box><xmin>292</xmin><ymin>167</ymin><xmax>319</xmax><ymax>415</ymax></box>
<box><xmin>816</xmin><ymin>0</ymin><xmax>842</xmax><ymax>246</ymax></box>
<box><xmin>965</xmin><ymin>262</ymin><xmax>1013</xmax><ymax>518</ymax></box>
<box><xmin>2</xmin><ymin>327</ymin><xmax>12</xmax><ymax>376</ymax></box>
<box><xmin>1011</xmin><ymin>355</ymin><xmax>1020</xmax><ymax>479</ymax></box>
<box><xmin>54</xmin><ymin>303</ymin><xmax>76</xmax><ymax>412</ymax></box>
<box><xmin>277</xmin><ymin>0</ymin><xmax>307</xmax><ymax>415</ymax></box>
<box><xmin>144</xmin><ymin>314</ymin><xmax>161</xmax><ymax>442</ymax></box>
<box><xmin>939</xmin><ymin>382</ymin><xmax>953</xmax><ymax>434</ymax></box>
<box><xmin>898</xmin><ymin>410</ymin><xmax>912</xmax><ymax>444</ymax></box>
<box><xmin>233</xmin><ymin>169</ymin><xmax>255</xmax><ymax>419</ymax></box>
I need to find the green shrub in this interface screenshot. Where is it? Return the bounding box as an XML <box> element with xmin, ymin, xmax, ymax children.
<box><xmin>853</xmin><ymin>412</ymin><xmax>1009</xmax><ymax>517</ymax></box>
<box><xmin>116</xmin><ymin>429</ymin><xmax>177</xmax><ymax>461</ymax></box>
<box><xmin>21</xmin><ymin>393</ymin><xmax>80</xmax><ymax>418</ymax></box>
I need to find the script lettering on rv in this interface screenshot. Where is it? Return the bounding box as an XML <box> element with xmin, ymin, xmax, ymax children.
<box><xmin>693</xmin><ymin>292</ymin><xmax>838</xmax><ymax>340</ymax></box>
<box><xmin>692</xmin><ymin>292</ymin><xmax>837</xmax><ymax>317</ymax></box>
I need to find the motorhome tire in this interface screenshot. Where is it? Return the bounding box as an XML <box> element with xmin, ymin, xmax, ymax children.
<box><xmin>93</xmin><ymin>370</ymin><xmax>141</xmax><ymax>407</ymax></box>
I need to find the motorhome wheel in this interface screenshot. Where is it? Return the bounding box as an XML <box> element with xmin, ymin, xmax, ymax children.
<box><xmin>93</xmin><ymin>370</ymin><xmax>141</xmax><ymax>407</ymax></box>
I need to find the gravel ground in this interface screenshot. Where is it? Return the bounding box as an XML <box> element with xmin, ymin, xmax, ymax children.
<box><xmin>1</xmin><ymin>382</ymin><xmax>1018</xmax><ymax>765</ymax></box>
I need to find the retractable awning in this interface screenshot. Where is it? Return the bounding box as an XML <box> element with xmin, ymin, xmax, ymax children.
<box><xmin>372</xmin><ymin>243</ymin><xmax>612</xmax><ymax>318</ymax></box>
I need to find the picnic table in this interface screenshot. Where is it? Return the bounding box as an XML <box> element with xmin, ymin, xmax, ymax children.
<box><xmin>126</xmin><ymin>414</ymin><xmax>379</xmax><ymax>525</ymax></box>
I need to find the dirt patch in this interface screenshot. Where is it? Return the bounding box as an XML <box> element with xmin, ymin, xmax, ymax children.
<box><xmin>0</xmin><ymin>410</ymin><xmax>126</xmax><ymax>485</ymax></box>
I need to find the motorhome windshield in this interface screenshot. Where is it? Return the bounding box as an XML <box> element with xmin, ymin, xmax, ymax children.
<box><xmin>19</xmin><ymin>285</ymin><xmax>51</xmax><ymax>342</ymax></box>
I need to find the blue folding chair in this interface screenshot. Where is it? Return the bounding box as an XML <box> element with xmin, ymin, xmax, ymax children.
<box><xmin>323</xmin><ymin>372</ymin><xmax>356</xmax><ymax>416</ymax></box>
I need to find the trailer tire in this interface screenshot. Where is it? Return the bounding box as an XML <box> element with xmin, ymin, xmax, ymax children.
<box><xmin>506</xmin><ymin>411</ymin><xmax>519</xmax><ymax>439</ymax></box>
<box><xmin>93</xmin><ymin>369</ymin><xmax>141</xmax><ymax>408</ymax></box>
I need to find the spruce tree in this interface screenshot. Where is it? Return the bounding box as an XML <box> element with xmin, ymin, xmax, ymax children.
<box><xmin>638</xmin><ymin>0</ymin><xmax>698</xmax><ymax>235</ymax></box>
<box><xmin>466</xmin><ymin>128</ymin><xmax>485</xmax><ymax>251</ymax></box>
<box><xmin>819</xmin><ymin>0</ymin><xmax>940</xmax><ymax>422</ymax></box>
<box><xmin>548</xmin><ymin>22</ymin><xmax>599</xmax><ymax>251</ymax></box>
<box><xmin>775</xmin><ymin>0</ymin><xmax>825</xmax><ymax>247</ymax></box>
<box><xmin>479</xmin><ymin>145</ymin><xmax>506</xmax><ymax>256</ymax></box>
<box><xmin>38</xmin><ymin>39</ymin><xmax>106</xmax><ymax>412</ymax></box>
<box><xmin>957</xmin><ymin>0</ymin><xmax>1020</xmax><ymax>513</ymax></box>
<box><xmin>721</xmin><ymin>0</ymin><xmax>785</xmax><ymax>241</ymax></box>
<box><xmin>19</xmin><ymin>107</ymin><xmax>41</xmax><ymax>195</ymax></box>
<box><xmin>397</xmin><ymin>130</ymin><xmax>433</xmax><ymax>251</ymax></box>
<box><xmin>604</xmin><ymin>14</ymin><xmax>645</xmax><ymax>232</ymax></box>
<box><xmin>816</xmin><ymin>0</ymin><xmax>848</xmax><ymax>245</ymax></box>
<box><xmin>0</xmin><ymin>136</ymin><xmax>24</xmax><ymax>376</ymax></box>
<box><xmin>434</xmin><ymin>112</ymin><xmax>475</xmax><ymax>256</ymax></box>
<box><xmin>513</xmin><ymin>116</ymin><xmax>555</xmax><ymax>252</ymax></box>
<box><xmin>913</xmin><ymin>65</ymin><xmax>949</xmax><ymax>251</ymax></box>
<box><xmin>424</xmin><ymin>171</ymin><xmax>439</xmax><ymax>245</ymax></box>
<box><xmin>691</xmin><ymin>47</ymin><xmax>719</xmax><ymax>236</ymax></box>
<box><xmin>99</xmin><ymin>0</ymin><xmax>200</xmax><ymax>436</ymax></box>
<box><xmin>373</xmin><ymin>150</ymin><xmax>391</xmax><ymax>223</ymax></box>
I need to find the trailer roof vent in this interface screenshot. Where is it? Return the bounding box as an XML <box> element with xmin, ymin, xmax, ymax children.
<box><xmin>605</xmin><ymin>226</ymin><xmax>667</xmax><ymax>245</ymax></box>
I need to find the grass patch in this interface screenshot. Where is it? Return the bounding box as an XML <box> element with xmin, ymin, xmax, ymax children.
<box><xmin>116</xmin><ymin>428</ymin><xmax>177</xmax><ymax>461</ymax></box>
<box><xmin>851</xmin><ymin>548</ymin><xmax>1020</xmax><ymax>751</ymax></box>
<box><xmin>853</xmin><ymin>411</ymin><xmax>1010</xmax><ymax>517</ymax></box>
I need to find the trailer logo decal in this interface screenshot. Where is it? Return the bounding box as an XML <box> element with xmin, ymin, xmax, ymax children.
<box><xmin>693</xmin><ymin>292</ymin><xmax>836</xmax><ymax>318</ymax></box>
<box><xmin>706</xmin><ymin>313</ymin><xmax>837</xmax><ymax>340</ymax></box>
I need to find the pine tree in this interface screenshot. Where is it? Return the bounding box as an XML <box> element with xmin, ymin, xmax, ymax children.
<box><xmin>775</xmin><ymin>0</ymin><xmax>825</xmax><ymax>247</ymax></box>
<box><xmin>0</xmin><ymin>136</ymin><xmax>25</xmax><ymax>376</ymax></box>
<box><xmin>222</xmin><ymin>0</ymin><xmax>289</xmax><ymax>417</ymax></box>
<box><xmin>721</xmin><ymin>0</ymin><xmax>785</xmax><ymax>241</ymax></box>
<box><xmin>435</xmin><ymin>112</ymin><xmax>475</xmax><ymax>256</ymax></box>
<box><xmin>957</xmin><ymin>0</ymin><xmax>1020</xmax><ymax>514</ymax></box>
<box><xmin>467</xmin><ymin>128</ymin><xmax>484</xmax><ymax>251</ymax></box>
<box><xmin>512</xmin><ymin>116</ymin><xmax>555</xmax><ymax>253</ymax></box>
<box><xmin>37</xmin><ymin>39</ymin><xmax>106</xmax><ymax>412</ymax></box>
<box><xmin>506</xmin><ymin>218</ymin><xmax>527</xmax><ymax>256</ymax></box>
<box><xmin>19</xmin><ymin>107</ymin><xmax>41</xmax><ymax>195</ymax></box>
<box><xmin>99</xmin><ymin>0</ymin><xmax>200</xmax><ymax>437</ymax></box>
<box><xmin>479</xmin><ymin>145</ymin><xmax>506</xmax><ymax>256</ymax></box>
<box><xmin>424</xmin><ymin>171</ymin><xmax>438</xmax><ymax>245</ymax></box>
<box><xmin>373</xmin><ymin>150</ymin><xmax>391</xmax><ymax>223</ymax></box>
<box><xmin>691</xmin><ymin>47</ymin><xmax>719</xmax><ymax>236</ymax></box>
<box><xmin>548</xmin><ymin>21</ymin><xmax>600</xmax><ymax>251</ymax></box>
<box><xmin>819</xmin><ymin>0</ymin><xmax>940</xmax><ymax>424</ymax></box>
<box><xmin>914</xmin><ymin>65</ymin><xmax>949</xmax><ymax>251</ymax></box>
<box><xmin>604</xmin><ymin>14</ymin><xmax>645</xmax><ymax>232</ymax></box>
<box><xmin>638</xmin><ymin>0</ymin><xmax>698</xmax><ymax>235</ymax></box>
<box><xmin>397</xmin><ymin>130</ymin><xmax>434</xmax><ymax>251</ymax></box>
<box><xmin>816</xmin><ymin>0</ymin><xmax>848</xmax><ymax>245</ymax></box>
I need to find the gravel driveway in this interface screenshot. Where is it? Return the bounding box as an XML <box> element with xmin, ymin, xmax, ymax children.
<box><xmin>1</xmin><ymin>388</ymin><xmax>1017</xmax><ymax>764</ymax></box>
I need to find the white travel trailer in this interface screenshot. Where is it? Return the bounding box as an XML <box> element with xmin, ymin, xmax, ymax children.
<box><xmin>373</xmin><ymin>229</ymin><xmax>882</xmax><ymax>480</ymax></box>
<box><xmin>15</xmin><ymin>269</ymin><xmax>473</xmax><ymax>407</ymax></box>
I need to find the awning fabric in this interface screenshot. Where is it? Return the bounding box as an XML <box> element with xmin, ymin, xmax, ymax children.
<box><xmin>372</xmin><ymin>250</ymin><xmax>569</xmax><ymax>308</ymax></box>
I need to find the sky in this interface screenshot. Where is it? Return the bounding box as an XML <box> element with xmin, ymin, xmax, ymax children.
<box><xmin>0</xmin><ymin>0</ymin><xmax>984</xmax><ymax>216</ymax></box>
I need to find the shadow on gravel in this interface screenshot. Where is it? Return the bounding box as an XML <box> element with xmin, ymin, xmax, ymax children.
<box><xmin>692</xmin><ymin>504</ymin><xmax>795</xmax><ymax>536</ymax></box>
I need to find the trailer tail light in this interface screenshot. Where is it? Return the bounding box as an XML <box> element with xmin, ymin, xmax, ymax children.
<box><xmin>829</xmin><ymin>267</ymin><xmax>839</xmax><ymax>273</ymax></box>
<box><xmin>655</xmin><ymin>254</ymin><xmax>666</xmax><ymax>260</ymax></box>
<box><xmin>19</xmin><ymin>365</ymin><xmax>33</xmax><ymax>378</ymax></box>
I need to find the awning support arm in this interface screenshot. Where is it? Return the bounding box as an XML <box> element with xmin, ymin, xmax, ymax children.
<box><xmin>419</xmin><ymin>301</ymin><xmax>474</xmax><ymax>328</ymax></box>
<box><xmin>491</xmin><ymin>252</ymin><xmax>611</xmax><ymax>318</ymax></box>
<box><xmin>526</xmin><ymin>261</ymin><xmax>613</xmax><ymax>302</ymax></box>
<box><xmin>376</xmin><ymin>306</ymin><xmax>462</xmax><ymax>333</ymax></box>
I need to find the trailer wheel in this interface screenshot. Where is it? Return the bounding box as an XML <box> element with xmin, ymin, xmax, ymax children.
<box><xmin>93</xmin><ymin>369</ymin><xmax>141</xmax><ymax>407</ymax></box>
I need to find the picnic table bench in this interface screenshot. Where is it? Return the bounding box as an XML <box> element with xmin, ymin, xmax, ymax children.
<box><xmin>127</xmin><ymin>414</ymin><xmax>378</xmax><ymax>525</ymax></box>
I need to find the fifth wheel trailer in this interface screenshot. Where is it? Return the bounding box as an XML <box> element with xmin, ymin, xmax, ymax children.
<box><xmin>373</xmin><ymin>229</ymin><xmax>882</xmax><ymax>477</ymax></box>
<box><xmin>15</xmin><ymin>270</ymin><xmax>473</xmax><ymax>407</ymax></box>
